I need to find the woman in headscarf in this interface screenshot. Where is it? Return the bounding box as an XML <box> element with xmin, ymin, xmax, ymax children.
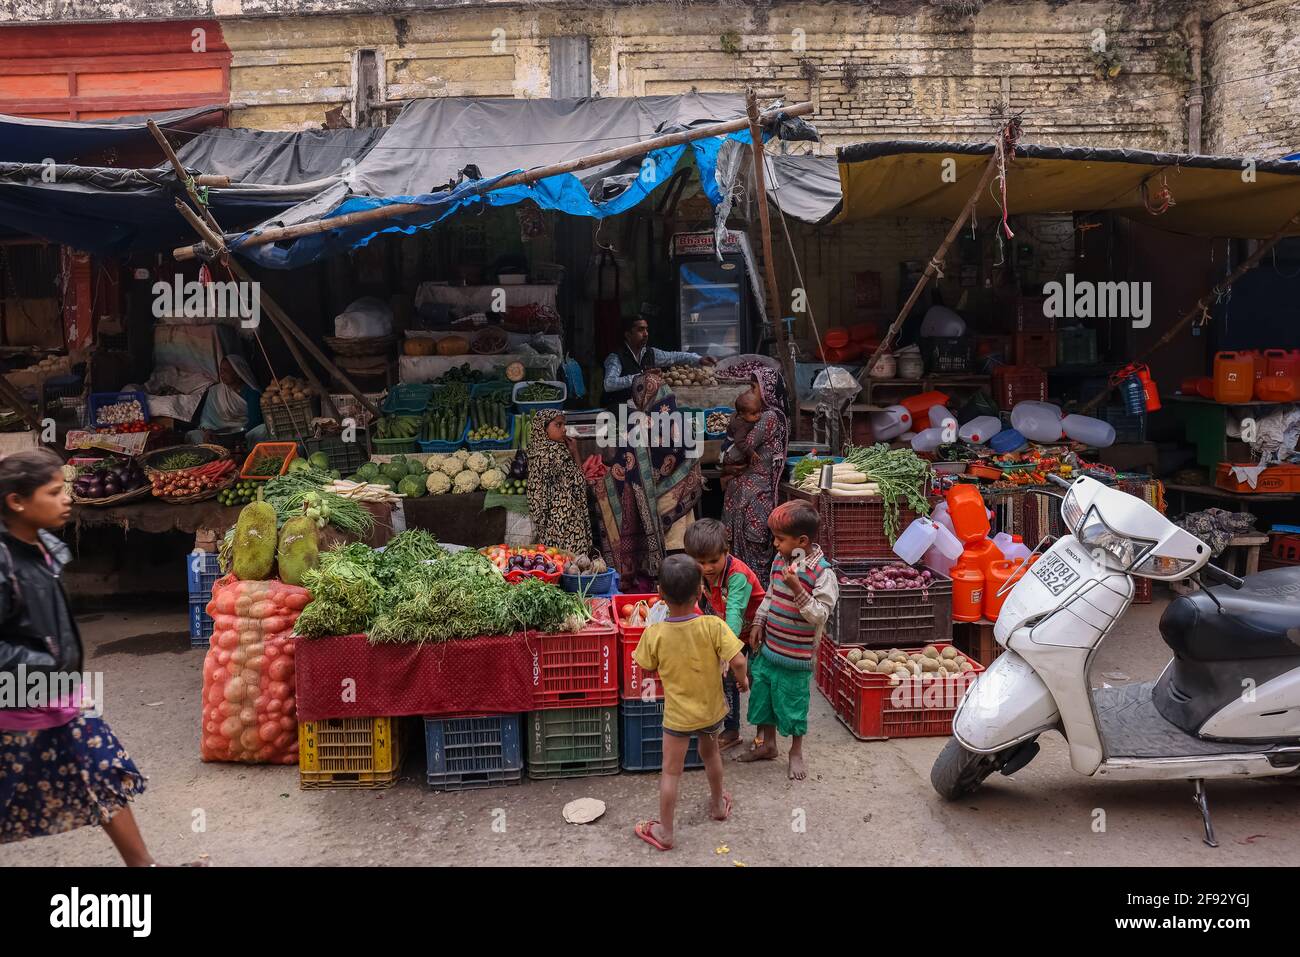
<box><xmin>187</xmin><ymin>355</ymin><xmax>266</xmax><ymax>444</ymax></box>
<box><xmin>593</xmin><ymin>370</ymin><xmax>704</xmax><ymax>592</ymax></box>
<box><xmin>719</xmin><ymin>366</ymin><xmax>790</xmax><ymax>587</ymax></box>
<box><xmin>526</xmin><ymin>409</ymin><xmax>593</xmax><ymax>555</ymax></box>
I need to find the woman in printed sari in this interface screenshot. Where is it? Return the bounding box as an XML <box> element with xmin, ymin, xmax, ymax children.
<box><xmin>719</xmin><ymin>367</ymin><xmax>790</xmax><ymax>587</ymax></box>
<box><xmin>593</xmin><ymin>370</ymin><xmax>705</xmax><ymax>592</ymax></box>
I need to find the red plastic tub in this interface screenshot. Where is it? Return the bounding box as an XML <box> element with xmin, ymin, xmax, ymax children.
<box><xmin>830</xmin><ymin>643</ymin><xmax>986</xmax><ymax>741</ymax></box>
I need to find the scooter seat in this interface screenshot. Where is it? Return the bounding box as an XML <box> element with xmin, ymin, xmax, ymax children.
<box><xmin>1159</xmin><ymin>566</ymin><xmax>1300</xmax><ymax>662</ymax></box>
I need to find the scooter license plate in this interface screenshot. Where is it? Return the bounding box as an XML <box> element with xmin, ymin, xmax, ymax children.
<box><xmin>1031</xmin><ymin>553</ymin><xmax>1080</xmax><ymax>596</ymax></box>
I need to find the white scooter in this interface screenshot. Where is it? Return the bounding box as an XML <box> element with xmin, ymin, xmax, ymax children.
<box><xmin>931</xmin><ymin>473</ymin><xmax>1300</xmax><ymax>846</ymax></box>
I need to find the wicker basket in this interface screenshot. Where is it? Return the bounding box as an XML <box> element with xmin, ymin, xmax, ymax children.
<box><xmin>325</xmin><ymin>335</ymin><xmax>398</xmax><ymax>357</ymax></box>
<box><xmin>141</xmin><ymin>443</ymin><xmax>228</xmax><ymax>474</ymax></box>
<box><xmin>152</xmin><ymin>473</ymin><xmax>237</xmax><ymax>505</ymax></box>
<box><xmin>71</xmin><ymin>484</ymin><xmax>152</xmax><ymax>507</ymax></box>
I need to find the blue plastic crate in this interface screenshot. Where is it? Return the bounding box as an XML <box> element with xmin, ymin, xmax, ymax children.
<box><xmin>417</xmin><ymin>421</ymin><xmax>469</xmax><ymax>454</ymax></box>
<box><xmin>512</xmin><ymin>379</ymin><xmax>566</xmax><ymax>413</ymax></box>
<box><xmin>784</xmin><ymin>454</ymin><xmax>843</xmax><ymax>481</ymax></box>
<box><xmin>1102</xmin><ymin>405</ymin><xmax>1146</xmax><ymax>444</ymax></box>
<box><xmin>381</xmin><ymin>383</ymin><xmax>435</xmax><ymax>415</ymax></box>
<box><xmin>89</xmin><ymin>390</ymin><xmax>149</xmax><ymax>428</ymax></box>
<box><xmin>423</xmin><ymin>714</ymin><xmax>524</xmax><ymax>791</ymax></box>
<box><xmin>189</xmin><ymin>596</ymin><xmax>213</xmax><ymax>648</ymax></box>
<box><xmin>560</xmin><ymin>568</ymin><xmax>618</xmax><ymax>597</ymax></box>
<box><xmin>619</xmin><ymin>700</ymin><xmax>705</xmax><ymax>772</ymax></box>
<box><xmin>467</xmin><ymin>414</ymin><xmax>515</xmax><ymax>451</ymax></box>
<box><xmin>186</xmin><ymin>550</ymin><xmax>222</xmax><ymax>598</ymax></box>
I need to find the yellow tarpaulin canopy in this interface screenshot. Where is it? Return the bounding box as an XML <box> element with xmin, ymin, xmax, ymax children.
<box><xmin>832</xmin><ymin>141</ymin><xmax>1300</xmax><ymax>238</ymax></box>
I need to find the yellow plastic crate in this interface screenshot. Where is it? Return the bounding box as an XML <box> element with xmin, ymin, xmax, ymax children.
<box><xmin>298</xmin><ymin>717</ymin><xmax>403</xmax><ymax>789</ymax></box>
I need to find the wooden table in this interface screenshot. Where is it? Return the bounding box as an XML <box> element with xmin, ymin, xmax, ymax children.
<box><xmin>1221</xmin><ymin>533</ymin><xmax>1271</xmax><ymax>577</ymax></box>
<box><xmin>1163</xmin><ymin>482</ymin><xmax>1294</xmax><ymax>513</ymax></box>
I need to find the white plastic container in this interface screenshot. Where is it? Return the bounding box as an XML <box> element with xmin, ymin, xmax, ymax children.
<box><xmin>910</xmin><ymin>427</ymin><xmax>947</xmax><ymax>453</ymax></box>
<box><xmin>896</xmin><ymin>352</ymin><xmax>924</xmax><ymax>380</ymax></box>
<box><xmin>932</xmin><ymin>521</ymin><xmax>965</xmax><ymax>561</ymax></box>
<box><xmin>920</xmin><ymin>305</ymin><xmax>966</xmax><ymax>338</ymax></box>
<box><xmin>1010</xmin><ymin>400</ymin><xmax>1064</xmax><ymax>443</ymax></box>
<box><xmin>993</xmin><ymin>532</ymin><xmax>1033</xmax><ymax>563</ymax></box>
<box><xmin>867</xmin><ymin>352</ymin><xmax>896</xmax><ymax>379</ymax></box>
<box><xmin>929</xmin><ymin>405</ymin><xmax>957</xmax><ymax>441</ymax></box>
<box><xmin>870</xmin><ymin>404</ymin><xmax>912</xmax><ymax>441</ymax></box>
<box><xmin>922</xmin><ymin>543</ymin><xmax>957</xmax><ymax>577</ymax></box>
<box><xmin>893</xmin><ymin>517</ymin><xmax>938</xmax><ymax>565</ymax></box>
<box><xmin>958</xmin><ymin>415</ymin><xmax>1002</xmax><ymax>445</ymax></box>
<box><xmin>931</xmin><ymin>500</ymin><xmax>956</xmax><ymax>536</ymax></box>
<box><xmin>1062</xmin><ymin>413</ymin><xmax>1116</xmax><ymax>448</ymax></box>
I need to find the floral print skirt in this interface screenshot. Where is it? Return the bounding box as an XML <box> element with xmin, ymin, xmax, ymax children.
<box><xmin>0</xmin><ymin>715</ymin><xmax>147</xmax><ymax>844</ymax></box>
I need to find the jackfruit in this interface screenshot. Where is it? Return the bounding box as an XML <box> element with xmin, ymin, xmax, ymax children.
<box><xmin>232</xmin><ymin>501</ymin><xmax>277</xmax><ymax>581</ymax></box>
<box><xmin>275</xmin><ymin>516</ymin><xmax>319</xmax><ymax>586</ymax></box>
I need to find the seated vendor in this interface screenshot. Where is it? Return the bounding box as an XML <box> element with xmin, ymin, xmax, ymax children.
<box><xmin>602</xmin><ymin>315</ymin><xmax>715</xmax><ymax>409</ymax></box>
<box><xmin>186</xmin><ymin>355</ymin><xmax>266</xmax><ymax>444</ymax></box>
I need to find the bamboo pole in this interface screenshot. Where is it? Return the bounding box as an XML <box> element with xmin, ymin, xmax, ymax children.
<box><xmin>147</xmin><ymin>122</ymin><xmax>379</xmax><ymax>422</ymax></box>
<box><xmin>0</xmin><ymin>375</ymin><xmax>44</xmax><ymax>431</ymax></box>
<box><xmin>745</xmin><ymin>90</ymin><xmax>800</xmax><ymax>439</ymax></box>
<box><xmin>172</xmin><ymin>101</ymin><xmax>815</xmax><ymax>261</ymax></box>
<box><xmin>1078</xmin><ymin>210</ymin><xmax>1300</xmax><ymax>415</ymax></box>
<box><xmin>858</xmin><ymin>141</ymin><xmax>1006</xmax><ymax>387</ymax></box>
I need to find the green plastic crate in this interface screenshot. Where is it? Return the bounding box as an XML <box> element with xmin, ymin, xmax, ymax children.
<box><xmin>526</xmin><ymin>706</ymin><xmax>619</xmax><ymax>778</ymax></box>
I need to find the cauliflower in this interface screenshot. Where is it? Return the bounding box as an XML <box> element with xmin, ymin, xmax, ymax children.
<box><xmin>465</xmin><ymin>451</ymin><xmax>490</xmax><ymax>475</ymax></box>
<box><xmin>452</xmin><ymin>468</ymin><xmax>481</xmax><ymax>493</ymax></box>
<box><xmin>438</xmin><ymin>456</ymin><xmax>463</xmax><ymax>476</ymax></box>
<box><xmin>480</xmin><ymin>467</ymin><xmax>505</xmax><ymax>490</ymax></box>
<box><xmin>452</xmin><ymin>448</ymin><xmax>471</xmax><ymax>462</ymax></box>
<box><xmin>425</xmin><ymin>471</ymin><xmax>452</xmax><ymax>495</ymax></box>
<box><xmin>424</xmin><ymin>453</ymin><xmax>448</xmax><ymax>472</ymax></box>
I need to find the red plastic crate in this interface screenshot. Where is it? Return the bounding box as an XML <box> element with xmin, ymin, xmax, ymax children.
<box><xmin>830</xmin><ymin>643</ymin><xmax>985</xmax><ymax>741</ymax></box>
<box><xmin>614</xmin><ymin>594</ymin><xmax>661</xmax><ymax>700</ymax></box>
<box><xmin>1270</xmin><ymin>534</ymin><xmax>1300</xmax><ymax>562</ymax></box>
<box><xmin>529</xmin><ymin>602</ymin><xmax>619</xmax><ymax>710</ymax></box>
<box><xmin>1132</xmin><ymin>575</ymin><xmax>1152</xmax><ymax>604</ymax></box>
<box><xmin>1014</xmin><ymin>331</ymin><xmax>1057</xmax><ymax>369</ymax></box>
<box><xmin>816</xmin><ymin>637</ymin><xmax>850</xmax><ymax>702</ymax></box>
<box><xmin>991</xmin><ymin>366</ymin><xmax>1048</xmax><ymax>411</ymax></box>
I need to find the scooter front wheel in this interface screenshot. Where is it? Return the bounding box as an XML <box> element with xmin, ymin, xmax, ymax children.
<box><xmin>931</xmin><ymin>736</ymin><xmax>1001</xmax><ymax>800</ymax></box>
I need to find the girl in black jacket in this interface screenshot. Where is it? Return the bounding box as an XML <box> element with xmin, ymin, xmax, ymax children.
<box><xmin>0</xmin><ymin>448</ymin><xmax>158</xmax><ymax>862</ymax></box>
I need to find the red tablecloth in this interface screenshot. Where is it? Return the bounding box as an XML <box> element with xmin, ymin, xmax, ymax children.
<box><xmin>294</xmin><ymin>599</ymin><xmax>615</xmax><ymax>721</ymax></box>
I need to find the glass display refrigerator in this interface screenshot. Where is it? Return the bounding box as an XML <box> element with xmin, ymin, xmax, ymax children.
<box><xmin>670</xmin><ymin>230</ymin><xmax>753</xmax><ymax>359</ymax></box>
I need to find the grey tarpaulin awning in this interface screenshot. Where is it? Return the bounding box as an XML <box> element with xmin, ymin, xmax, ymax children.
<box><xmin>765</xmin><ymin>153</ymin><xmax>842</xmax><ymax>225</ymax></box>
<box><xmin>0</xmin><ymin>106</ymin><xmax>227</xmax><ymax>166</ymax></box>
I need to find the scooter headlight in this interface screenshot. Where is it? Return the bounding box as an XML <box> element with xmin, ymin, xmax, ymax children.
<box><xmin>1076</xmin><ymin>506</ymin><xmax>1156</xmax><ymax>571</ymax></box>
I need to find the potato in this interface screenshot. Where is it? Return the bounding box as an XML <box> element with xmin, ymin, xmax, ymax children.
<box><xmin>855</xmin><ymin>659</ymin><xmax>873</xmax><ymax>672</ymax></box>
<box><xmin>861</xmin><ymin>649</ymin><xmax>880</xmax><ymax>663</ymax></box>
<box><xmin>922</xmin><ymin>645</ymin><xmax>940</xmax><ymax>659</ymax></box>
<box><xmin>920</xmin><ymin>657</ymin><xmax>942</xmax><ymax>672</ymax></box>
<box><xmin>908</xmin><ymin>661</ymin><xmax>922</xmax><ymax>676</ymax></box>
<box><xmin>940</xmin><ymin>646</ymin><xmax>960</xmax><ymax>660</ymax></box>
<box><xmin>959</xmin><ymin>660</ymin><xmax>975</xmax><ymax>672</ymax></box>
<box><xmin>889</xmin><ymin>652</ymin><xmax>908</xmax><ymax>664</ymax></box>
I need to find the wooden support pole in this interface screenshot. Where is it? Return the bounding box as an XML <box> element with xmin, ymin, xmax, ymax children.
<box><xmin>746</xmin><ymin>90</ymin><xmax>800</xmax><ymax>439</ymax></box>
<box><xmin>0</xmin><ymin>374</ymin><xmax>44</xmax><ymax>432</ymax></box>
<box><xmin>858</xmin><ymin>143</ymin><xmax>1006</xmax><ymax>387</ymax></box>
<box><xmin>172</xmin><ymin>101</ymin><xmax>816</xmax><ymax>261</ymax></box>
<box><xmin>1078</xmin><ymin>210</ymin><xmax>1300</xmax><ymax>415</ymax></box>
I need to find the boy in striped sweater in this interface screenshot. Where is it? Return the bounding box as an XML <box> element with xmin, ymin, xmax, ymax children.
<box><xmin>735</xmin><ymin>500</ymin><xmax>838</xmax><ymax>780</ymax></box>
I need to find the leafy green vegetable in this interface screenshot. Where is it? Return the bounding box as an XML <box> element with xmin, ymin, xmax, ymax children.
<box><xmin>842</xmin><ymin>443</ymin><xmax>932</xmax><ymax>543</ymax></box>
<box><xmin>263</xmin><ymin>470</ymin><xmax>374</xmax><ymax>537</ymax></box>
<box><xmin>792</xmin><ymin>456</ymin><xmax>835</xmax><ymax>484</ymax></box>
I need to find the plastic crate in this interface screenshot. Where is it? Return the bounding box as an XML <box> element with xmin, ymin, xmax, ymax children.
<box><xmin>260</xmin><ymin>395</ymin><xmax>315</xmax><ymax>439</ymax></box>
<box><xmin>1271</xmin><ymin>533</ymin><xmax>1300</xmax><ymax>563</ymax></box>
<box><xmin>1133</xmin><ymin>575</ymin><xmax>1152</xmax><ymax>605</ymax></box>
<box><xmin>529</xmin><ymin>619</ymin><xmax>619</xmax><ymax>709</ymax></box>
<box><xmin>188</xmin><ymin>597</ymin><xmax>213</xmax><ymax>648</ymax></box>
<box><xmin>781</xmin><ymin>486</ymin><xmax>921</xmax><ymax>562</ymax></box>
<box><xmin>415</xmin><ymin>418</ymin><xmax>468</xmax><ymax>454</ymax></box>
<box><xmin>423</xmin><ymin>714</ymin><xmax>524</xmax><ymax>791</ymax></box>
<box><xmin>1014</xmin><ymin>332</ymin><xmax>1058</xmax><ymax>369</ymax></box>
<box><xmin>89</xmin><ymin>390</ymin><xmax>149</xmax><ymax>428</ymax></box>
<box><xmin>1056</xmin><ymin>327</ymin><xmax>1098</xmax><ymax>365</ymax></box>
<box><xmin>920</xmin><ymin>336</ymin><xmax>975</xmax><ymax>374</ymax></box>
<box><xmin>382</xmin><ymin>383</ymin><xmax>435</xmax><ymax>415</ymax></box>
<box><xmin>328</xmin><ymin>391</ymin><xmax>385</xmax><ymax>428</ymax></box>
<box><xmin>1101</xmin><ymin>406</ymin><xmax>1146</xmax><ymax>444</ymax></box>
<box><xmin>1215</xmin><ymin>462</ymin><xmax>1300</xmax><ymax>494</ymax></box>
<box><xmin>302</xmin><ymin>431</ymin><xmax>370</xmax><ymax>474</ymax></box>
<box><xmin>830</xmin><ymin>643</ymin><xmax>985</xmax><ymax>741</ymax></box>
<box><xmin>240</xmin><ymin>441</ymin><xmax>297</xmax><ymax>479</ymax></box>
<box><xmin>952</xmin><ymin>620</ymin><xmax>1002</xmax><ymax>667</ymax></box>
<box><xmin>512</xmin><ymin>379</ymin><xmax>566</xmax><ymax>412</ymax></box>
<box><xmin>467</xmin><ymin>414</ymin><xmax>516</xmax><ymax>451</ymax></box>
<box><xmin>829</xmin><ymin>561</ymin><xmax>953</xmax><ymax>647</ymax></box>
<box><xmin>619</xmin><ymin>700</ymin><xmax>704</xmax><ymax>772</ymax></box>
<box><xmin>991</xmin><ymin>366</ymin><xmax>1048</xmax><ymax>410</ymax></box>
<box><xmin>526</xmin><ymin>706</ymin><xmax>620</xmax><ymax>779</ymax></box>
<box><xmin>298</xmin><ymin>716</ymin><xmax>403</xmax><ymax>789</ymax></box>
<box><xmin>614</xmin><ymin>594</ymin><xmax>661</xmax><ymax>700</ymax></box>
<box><xmin>373</xmin><ymin>436</ymin><xmax>421</xmax><ymax>455</ymax></box>
<box><xmin>815</xmin><ymin>637</ymin><xmax>842</xmax><ymax>702</ymax></box>
<box><xmin>186</xmin><ymin>550</ymin><xmax>222</xmax><ymax>598</ymax></box>
<box><xmin>43</xmin><ymin>374</ymin><xmax>83</xmax><ymax>403</ymax></box>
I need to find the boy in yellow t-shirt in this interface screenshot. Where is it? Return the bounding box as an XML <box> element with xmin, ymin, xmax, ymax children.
<box><xmin>633</xmin><ymin>554</ymin><xmax>748</xmax><ymax>852</ymax></box>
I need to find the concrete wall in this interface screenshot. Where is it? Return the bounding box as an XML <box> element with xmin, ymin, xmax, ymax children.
<box><xmin>1203</xmin><ymin>0</ymin><xmax>1300</xmax><ymax>157</ymax></box>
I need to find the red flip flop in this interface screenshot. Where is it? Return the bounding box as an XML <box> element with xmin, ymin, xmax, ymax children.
<box><xmin>714</xmin><ymin>793</ymin><xmax>733</xmax><ymax>822</ymax></box>
<box><xmin>634</xmin><ymin>821</ymin><xmax>672</xmax><ymax>851</ymax></box>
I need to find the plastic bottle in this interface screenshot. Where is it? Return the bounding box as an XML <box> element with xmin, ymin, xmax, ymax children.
<box><xmin>962</xmin><ymin>537</ymin><xmax>1003</xmax><ymax>581</ymax></box>
<box><xmin>958</xmin><ymin>415</ymin><xmax>1002</xmax><ymax>445</ymax></box>
<box><xmin>1213</xmin><ymin>351</ymin><xmax>1255</xmax><ymax>403</ymax></box>
<box><xmin>931</xmin><ymin>500</ymin><xmax>956</xmax><ymax>536</ymax></box>
<box><xmin>929</xmin><ymin>405</ymin><xmax>958</xmax><ymax>441</ymax></box>
<box><xmin>932</xmin><ymin>521</ymin><xmax>965</xmax><ymax>561</ymax></box>
<box><xmin>988</xmin><ymin>428</ymin><xmax>1027</xmax><ymax>454</ymax></box>
<box><xmin>951</xmin><ymin>564</ymin><xmax>985</xmax><ymax>622</ymax></box>
<box><xmin>921</xmin><ymin>543</ymin><xmax>957</xmax><ymax>578</ymax></box>
<box><xmin>945</xmin><ymin>484</ymin><xmax>991</xmax><ymax>544</ymax></box>
<box><xmin>984</xmin><ymin>559</ymin><xmax>1031</xmax><ymax>621</ymax></box>
<box><xmin>1062</xmin><ymin>413</ymin><xmax>1116</xmax><ymax>448</ymax></box>
<box><xmin>893</xmin><ymin>517</ymin><xmax>939</xmax><ymax>565</ymax></box>
<box><xmin>869</xmin><ymin>404</ymin><xmax>912</xmax><ymax>441</ymax></box>
<box><xmin>919</xmin><ymin>305</ymin><xmax>967</xmax><ymax>338</ymax></box>
<box><xmin>910</xmin><ymin>427</ymin><xmax>947</xmax><ymax>453</ymax></box>
<box><xmin>901</xmin><ymin>391</ymin><xmax>951</xmax><ymax>432</ymax></box>
<box><xmin>1010</xmin><ymin>400</ymin><xmax>1064</xmax><ymax>443</ymax></box>
<box><xmin>993</xmin><ymin>533</ymin><xmax>1033</xmax><ymax>563</ymax></box>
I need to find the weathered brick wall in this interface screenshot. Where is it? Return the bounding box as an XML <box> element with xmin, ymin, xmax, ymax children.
<box><xmin>1203</xmin><ymin>0</ymin><xmax>1300</xmax><ymax>157</ymax></box>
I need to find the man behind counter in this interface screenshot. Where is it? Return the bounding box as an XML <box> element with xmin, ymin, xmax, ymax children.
<box><xmin>602</xmin><ymin>315</ymin><xmax>716</xmax><ymax>408</ymax></box>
